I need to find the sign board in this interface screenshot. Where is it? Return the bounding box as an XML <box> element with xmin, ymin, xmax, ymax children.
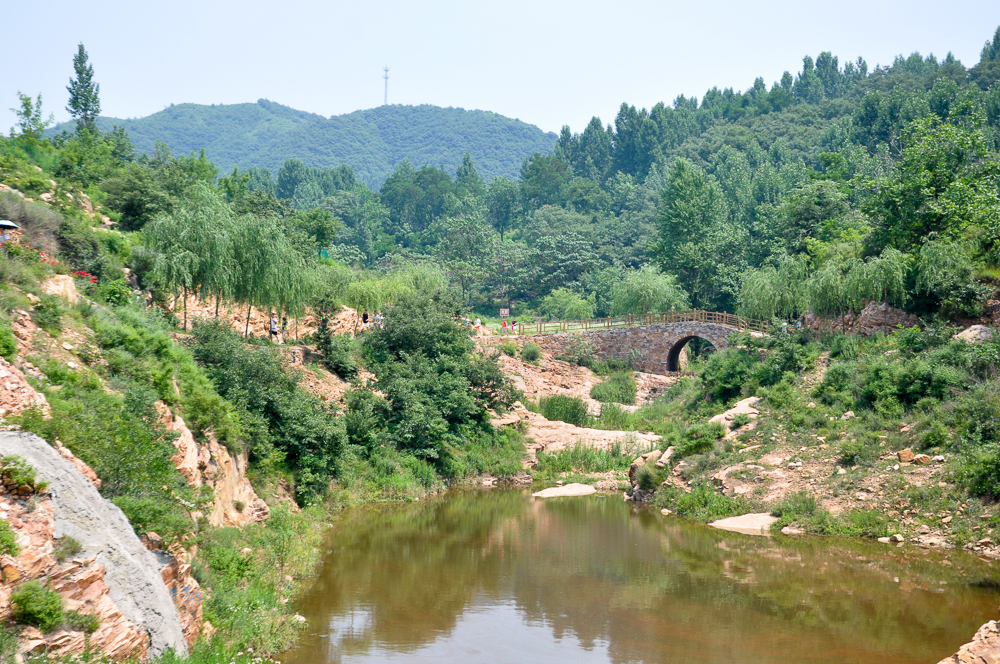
<box><xmin>499</xmin><ymin>308</ymin><xmax>510</xmax><ymax>317</ymax></box>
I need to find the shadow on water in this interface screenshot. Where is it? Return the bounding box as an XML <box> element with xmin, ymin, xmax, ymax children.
<box><xmin>283</xmin><ymin>488</ymin><xmax>1000</xmax><ymax>664</ymax></box>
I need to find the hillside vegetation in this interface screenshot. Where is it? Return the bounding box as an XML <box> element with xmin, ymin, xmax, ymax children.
<box><xmin>51</xmin><ymin>100</ymin><xmax>558</xmax><ymax>188</ymax></box>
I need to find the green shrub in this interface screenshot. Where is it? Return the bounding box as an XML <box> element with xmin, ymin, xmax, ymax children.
<box><xmin>590</xmin><ymin>371</ymin><xmax>637</xmax><ymax>405</ymax></box>
<box><xmin>0</xmin><ymin>520</ymin><xmax>19</xmax><ymax>556</ymax></box>
<box><xmin>838</xmin><ymin>439</ymin><xmax>877</xmax><ymax>467</ymax></box>
<box><xmin>670</xmin><ymin>483</ymin><xmax>753</xmax><ymax>521</ymax></box>
<box><xmin>538</xmin><ymin>395</ymin><xmax>589</xmax><ymax>427</ymax></box>
<box><xmin>521</xmin><ymin>343</ymin><xmax>541</xmax><ymax>362</ymax></box>
<box><xmin>0</xmin><ymin>624</ymin><xmax>15</xmax><ymax>663</ymax></box>
<box><xmin>560</xmin><ymin>334</ymin><xmax>594</xmax><ymax>367</ymax></box>
<box><xmin>11</xmin><ymin>581</ymin><xmax>63</xmax><ymax>632</ymax></box>
<box><xmin>315</xmin><ymin>328</ymin><xmax>358</xmax><ymax>380</ymax></box>
<box><xmin>65</xmin><ymin>609</ymin><xmax>101</xmax><ymax>634</ymax></box>
<box><xmin>499</xmin><ymin>340</ymin><xmax>517</xmax><ymax>357</ymax></box>
<box><xmin>700</xmin><ymin>348</ymin><xmax>759</xmax><ymax>403</ymax></box>
<box><xmin>770</xmin><ymin>490</ymin><xmax>817</xmax><ymax>518</ymax></box>
<box><xmin>93</xmin><ymin>278</ymin><xmax>133</xmax><ymax>307</ymax></box>
<box><xmin>31</xmin><ymin>295</ymin><xmax>64</xmax><ymax>335</ymax></box>
<box><xmin>0</xmin><ymin>324</ymin><xmax>15</xmax><ymax>361</ymax></box>
<box><xmin>672</xmin><ymin>422</ymin><xmax>726</xmax><ymax>459</ymax></box>
<box><xmin>53</xmin><ymin>536</ymin><xmax>82</xmax><ymax>564</ymax></box>
<box><xmin>730</xmin><ymin>412</ymin><xmax>752</xmax><ymax>429</ymax></box>
<box><xmin>534</xmin><ymin>442</ymin><xmax>633</xmax><ymax>478</ymax></box>
<box><xmin>0</xmin><ymin>456</ymin><xmax>48</xmax><ymax>493</ymax></box>
<box><xmin>636</xmin><ymin>462</ymin><xmax>661</xmax><ymax>491</ymax></box>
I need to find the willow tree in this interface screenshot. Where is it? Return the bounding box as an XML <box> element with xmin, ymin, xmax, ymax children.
<box><xmin>230</xmin><ymin>213</ymin><xmax>314</xmax><ymax>336</ymax></box>
<box><xmin>736</xmin><ymin>255</ymin><xmax>808</xmax><ymax>322</ymax></box>
<box><xmin>864</xmin><ymin>247</ymin><xmax>909</xmax><ymax>329</ymax></box>
<box><xmin>806</xmin><ymin>262</ymin><xmax>845</xmax><ymax>337</ymax></box>
<box><xmin>144</xmin><ymin>184</ymin><xmax>236</xmax><ymax>330</ymax></box>
<box><xmin>610</xmin><ymin>265</ymin><xmax>690</xmax><ymax>316</ymax></box>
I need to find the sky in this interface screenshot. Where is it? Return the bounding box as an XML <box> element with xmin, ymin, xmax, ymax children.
<box><xmin>2</xmin><ymin>0</ymin><xmax>999</xmax><ymax>136</ymax></box>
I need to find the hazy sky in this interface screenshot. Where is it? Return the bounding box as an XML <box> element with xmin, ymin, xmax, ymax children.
<box><xmin>2</xmin><ymin>0</ymin><xmax>999</xmax><ymax>137</ymax></box>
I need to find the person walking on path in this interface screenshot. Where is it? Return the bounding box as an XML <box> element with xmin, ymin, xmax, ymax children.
<box><xmin>511</xmin><ymin>319</ymin><xmax>517</xmax><ymax>335</ymax></box>
<box><xmin>362</xmin><ymin>309</ymin><xmax>370</xmax><ymax>330</ymax></box>
<box><xmin>501</xmin><ymin>319</ymin><xmax>508</xmax><ymax>335</ymax></box>
<box><xmin>269</xmin><ymin>314</ymin><xmax>279</xmax><ymax>342</ymax></box>
<box><xmin>474</xmin><ymin>317</ymin><xmax>482</xmax><ymax>337</ymax></box>
<box><xmin>281</xmin><ymin>317</ymin><xmax>289</xmax><ymax>342</ymax></box>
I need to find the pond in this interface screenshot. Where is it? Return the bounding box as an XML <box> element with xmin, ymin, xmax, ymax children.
<box><xmin>283</xmin><ymin>489</ymin><xmax>999</xmax><ymax>664</ymax></box>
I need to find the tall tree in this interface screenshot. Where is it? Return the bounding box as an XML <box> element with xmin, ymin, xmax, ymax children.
<box><xmin>485</xmin><ymin>177</ymin><xmax>521</xmax><ymax>240</ymax></box>
<box><xmin>455</xmin><ymin>152</ymin><xmax>485</xmax><ymax>199</ymax></box>
<box><xmin>66</xmin><ymin>43</ymin><xmax>101</xmax><ymax>133</ymax></box>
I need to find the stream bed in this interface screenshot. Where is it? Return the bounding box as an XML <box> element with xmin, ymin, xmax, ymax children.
<box><xmin>283</xmin><ymin>488</ymin><xmax>1000</xmax><ymax>664</ymax></box>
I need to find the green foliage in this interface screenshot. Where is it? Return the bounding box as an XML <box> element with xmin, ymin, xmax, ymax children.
<box><xmin>0</xmin><ymin>520</ymin><xmax>20</xmax><ymax>556</ymax></box>
<box><xmin>521</xmin><ymin>343</ymin><xmax>541</xmax><ymax>362</ymax></box>
<box><xmin>31</xmin><ymin>294</ymin><xmax>64</xmax><ymax>335</ymax></box>
<box><xmin>315</xmin><ymin>329</ymin><xmax>358</xmax><ymax>380</ymax></box>
<box><xmin>189</xmin><ymin>320</ymin><xmax>346</xmax><ymax>505</ymax></box>
<box><xmin>0</xmin><ymin>455</ymin><xmax>49</xmax><ymax>493</ymax></box>
<box><xmin>93</xmin><ymin>278</ymin><xmax>133</xmax><ymax>306</ymax></box>
<box><xmin>65</xmin><ymin>609</ymin><xmax>101</xmax><ymax>634</ymax></box>
<box><xmin>590</xmin><ymin>371</ymin><xmax>637</xmax><ymax>404</ymax></box>
<box><xmin>666</xmin><ymin>483</ymin><xmax>753</xmax><ymax>521</ymax></box>
<box><xmin>499</xmin><ymin>340</ymin><xmax>517</xmax><ymax>357</ymax></box>
<box><xmin>11</xmin><ymin>581</ymin><xmax>63</xmax><ymax>632</ymax></box>
<box><xmin>611</xmin><ymin>265</ymin><xmax>689</xmax><ymax>315</ymax></box>
<box><xmin>537</xmin><ymin>395</ymin><xmax>590</xmax><ymax>427</ymax></box>
<box><xmin>670</xmin><ymin>422</ymin><xmax>726</xmax><ymax>459</ymax></box>
<box><xmin>533</xmin><ymin>442</ymin><xmax>633</xmax><ymax>478</ymax></box>
<box><xmin>540</xmin><ymin>287</ymin><xmax>594</xmax><ymax>320</ymax></box>
<box><xmin>53</xmin><ymin>535</ymin><xmax>83</xmax><ymax>564</ymax></box>
<box><xmin>66</xmin><ymin>43</ymin><xmax>101</xmax><ymax>132</ymax></box>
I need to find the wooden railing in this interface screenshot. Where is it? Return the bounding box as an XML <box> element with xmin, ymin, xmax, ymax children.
<box><xmin>515</xmin><ymin>309</ymin><xmax>769</xmax><ymax>336</ymax></box>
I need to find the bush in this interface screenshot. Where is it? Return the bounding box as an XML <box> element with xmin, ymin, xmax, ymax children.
<box><xmin>0</xmin><ymin>520</ymin><xmax>19</xmax><ymax>556</ymax></box>
<box><xmin>0</xmin><ymin>456</ymin><xmax>49</xmax><ymax>493</ymax></box>
<box><xmin>672</xmin><ymin>422</ymin><xmax>726</xmax><ymax>459</ymax></box>
<box><xmin>560</xmin><ymin>334</ymin><xmax>594</xmax><ymax>367</ymax></box>
<box><xmin>700</xmin><ymin>348</ymin><xmax>758</xmax><ymax>403</ymax></box>
<box><xmin>11</xmin><ymin>581</ymin><xmax>63</xmax><ymax>632</ymax></box>
<box><xmin>31</xmin><ymin>295</ymin><xmax>64</xmax><ymax>335</ymax></box>
<box><xmin>838</xmin><ymin>439</ymin><xmax>878</xmax><ymax>467</ymax></box>
<box><xmin>65</xmin><ymin>609</ymin><xmax>101</xmax><ymax>633</ymax></box>
<box><xmin>590</xmin><ymin>371</ymin><xmax>637</xmax><ymax>405</ymax></box>
<box><xmin>315</xmin><ymin>328</ymin><xmax>358</xmax><ymax>380</ymax></box>
<box><xmin>670</xmin><ymin>483</ymin><xmax>753</xmax><ymax>521</ymax></box>
<box><xmin>540</xmin><ymin>288</ymin><xmax>594</xmax><ymax>320</ymax></box>
<box><xmin>0</xmin><ymin>324</ymin><xmax>16</xmax><ymax>361</ymax></box>
<box><xmin>538</xmin><ymin>395</ymin><xmax>590</xmax><ymax>427</ymax></box>
<box><xmin>499</xmin><ymin>340</ymin><xmax>517</xmax><ymax>357</ymax></box>
<box><xmin>730</xmin><ymin>412</ymin><xmax>752</xmax><ymax>429</ymax></box>
<box><xmin>53</xmin><ymin>535</ymin><xmax>82</xmax><ymax>564</ymax></box>
<box><xmin>534</xmin><ymin>442</ymin><xmax>633</xmax><ymax>478</ymax></box>
<box><xmin>521</xmin><ymin>343</ymin><xmax>541</xmax><ymax>362</ymax></box>
<box><xmin>93</xmin><ymin>278</ymin><xmax>133</xmax><ymax>307</ymax></box>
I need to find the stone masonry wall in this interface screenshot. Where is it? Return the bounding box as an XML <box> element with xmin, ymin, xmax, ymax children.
<box><xmin>517</xmin><ymin>322</ymin><xmax>739</xmax><ymax>374</ymax></box>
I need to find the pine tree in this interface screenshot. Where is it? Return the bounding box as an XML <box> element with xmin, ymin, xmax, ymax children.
<box><xmin>66</xmin><ymin>43</ymin><xmax>101</xmax><ymax>133</ymax></box>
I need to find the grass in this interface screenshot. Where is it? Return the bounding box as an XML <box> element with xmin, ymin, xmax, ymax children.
<box><xmin>533</xmin><ymin>442</ymin><xmax>634</xmax><ymax>479</ymax></box>
<box><xmin>536</xmin><ymin>395</ymin><xmax>590</xmax><ymax>427</ymax></box>
<box><xmin>590</xmin><ymin>370</ymin><xmax>637</xmax><ymax>404</ymax></box>
<box><xmin>11</xmin><ymin>581</ymin><xmax>63</xmax><ymax>632</ymax></box>
<box><xmin>53</xmin><ymin>535</ymin><xmax>83</xmax><ymax>564</ymax></box>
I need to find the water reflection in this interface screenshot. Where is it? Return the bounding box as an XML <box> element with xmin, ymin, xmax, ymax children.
<box><xmin>283</xmin><ymin>489</ymin><xmax>1000</xmax><ymax>664</ymax></box>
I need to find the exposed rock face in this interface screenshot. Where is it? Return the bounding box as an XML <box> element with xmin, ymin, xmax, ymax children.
<box><xmin>709</xmin><ymin>396</ymin><xmax>761</xmax><ymax>439</ymax></box>
<box><xmin>40</xmin><ymin>275</ymin><xmax>80</xmax><ymax>304</ymax></box>
<box><xmin>144</xmin><ymin>539</ymin><xmax>204</xmax><ymax>647</ymax></box>
<box><xmin>531</xmin><ymin>483</ymin><xmax>597</xmax><ymax>498</ymax></box>
<box><xmin>158</xmin><ymin>404</ymin><xmax>270</xmax><ymax>527</ymax></box>
<box><xmin>955</xmin><ymin>325</ymin><xmax>995</xmax><ymax>344</ymax></box>
<box><xmin>803</xmin><ymin>301</ymin><xmax>920</xmax><ymax>336</ymax></box>
<box><xmin>0</xmin><ymin>432</ymin><xmax>188</xmax><ymax>658</ymax></box>
<box><xmin>938</xmin><ymin>619</ymin><xmax>1000</xmax><ymax>664</ymax></box>
<box><xmin>0</xmin><ymin>356</ymin><xmax>49</xmax><ymax>419</ymax></box>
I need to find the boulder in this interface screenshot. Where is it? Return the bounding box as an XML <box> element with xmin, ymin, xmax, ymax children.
<box><xmin>913</xmin><ymin>454</ymin><xmax>932</xmax><ymax>465</ymax></box>
<box><xmin>938</xmin><ymin>620</ymin><xmax>1000</xmax><ymax>664</ymax></box>
<box><xmin>897</xmin><ymin>449</ymin><xmax>915</xmax><ymax>463</ymax></box>
<box><xmin>531</xmin><ymin>483</ymin><xmax>598</xmax><ymax>498</ymax></box>
<box><xmin>40</xmin><ymin>275</ymin><xmax>79</xmax><ymax>304</ymax></box>
<box><xmin>628</xmin><ymin>449</ymin><xmax>663</xmax><ymax>485</ymax></box>
<box><xmin>954</xmin><ymin>325</ymin><xmax>994</xmax><ymax>344</ymax></box>
<box><xmin>708</xmin><ymin>513</ymin><xmax>778</xmax><ymax>536</ymax></box>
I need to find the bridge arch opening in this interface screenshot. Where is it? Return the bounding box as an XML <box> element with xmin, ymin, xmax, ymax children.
<box><xmin>666</xmin><ymin>336</ymin><xmax>717</xmax><ymax>372</ymax></box>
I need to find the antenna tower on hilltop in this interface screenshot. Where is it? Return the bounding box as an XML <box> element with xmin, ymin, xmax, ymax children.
<box><xmin>383</xmin><ymin>67</ymin><xmax>389</xmax><ymax>106</ymax></box>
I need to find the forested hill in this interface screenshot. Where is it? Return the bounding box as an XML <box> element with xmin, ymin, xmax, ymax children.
<box><xmin>71</xmin><ymin>100</ymin><xmax>558</xmax><ymax>187</ymax></box>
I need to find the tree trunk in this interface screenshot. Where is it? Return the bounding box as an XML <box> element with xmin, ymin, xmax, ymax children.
<box><xmin>244</xmin><ymin>302</ymin><xmax>252</xmax><ymax>337</ymax></box>
<box><xmin>215</xmin><ymin>294</ymin><xmax>220</xmax><ymax>319</ymax></box>
<box><xmin>183</xmin><ymin>286</ymin><xmax>188</xmax><ymax>331</ymax></box>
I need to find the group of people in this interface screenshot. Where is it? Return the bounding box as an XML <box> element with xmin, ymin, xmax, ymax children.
<box><xmin>268</xmin><ymin>314</ymin><xmax>290</xmax><ymax>342</ymax></box>
<box><xmin>462</xmin><ymin>315</ymin><xmax>518</xmax><ymax>337</ymax></box>
<box><xmin>360</xmin><ymin>309</ymin><xmax>383</xmax><ymax>331</ymax></box>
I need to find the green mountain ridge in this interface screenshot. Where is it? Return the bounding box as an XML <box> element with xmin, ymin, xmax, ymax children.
<box><xmin>56</xmin><ymin>100</ymin><xmax>557</xmax><ymax>187</ymax></box>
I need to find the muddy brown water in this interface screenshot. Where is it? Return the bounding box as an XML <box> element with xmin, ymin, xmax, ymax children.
<box><xmin>283</xmin><ymin>489</ymin><xmax>1000</xmax><ymax>664</ymax></box>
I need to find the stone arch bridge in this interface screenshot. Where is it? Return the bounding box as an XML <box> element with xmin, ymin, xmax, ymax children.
<box><xmin>514</xmin><ymin>311</ymin><xmax>768</xmax><ymax>375</ymax></box>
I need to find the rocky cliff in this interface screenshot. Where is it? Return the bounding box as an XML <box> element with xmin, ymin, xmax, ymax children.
<box><xmin>0</xmin><ymin>432</ymin><xmax>188</xmax><ymax>659</ymax></box>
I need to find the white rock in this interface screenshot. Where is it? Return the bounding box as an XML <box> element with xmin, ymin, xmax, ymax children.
<box><xmin>709</xmin><ymin>513</ymin><xmax>778</xmax><ymax>536</ymax></box>
<box><xmin>841</xmin><ymin>411</ymin><xmax>855</xmax><ymax>420</ymax></box>
<box><xmin>660</xmin><ymin>508</ymin><xmax>671</xmax><ymax>515</ymax></box>
<box><xmin>532</xmin><ymin>483</ymin><xmax>598</xmax><ymax>498</ymax></box>
<box><xmin>889</xmin><ymin>534</ymin><xmax>905</xmax><ymax>543</ymax></box>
